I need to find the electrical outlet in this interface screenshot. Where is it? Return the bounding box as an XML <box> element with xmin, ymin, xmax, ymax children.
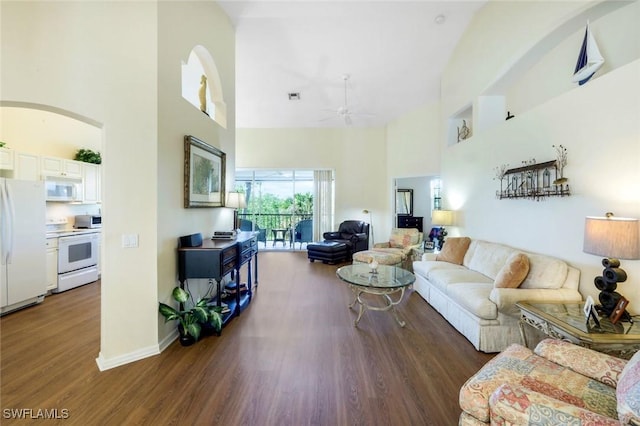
<box><xmin>121</xmin><ymin>234</ymin><xmax>139</xmax><ymax>248</ymax></box>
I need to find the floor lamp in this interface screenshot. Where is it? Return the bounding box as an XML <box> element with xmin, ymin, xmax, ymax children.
<box><xmin>362</xmin><ymin>209</ymin><xmax>373</xmax><ymax>248</ymax></box>
<box><xmin>226</xmin><ymin>192</ymin><xmax>247</xmax><ymax>231</ymax></box>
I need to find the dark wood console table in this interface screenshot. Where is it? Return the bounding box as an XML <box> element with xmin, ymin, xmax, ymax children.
<box><xmin>177</xmin><ymin>231</ymin><xmax>258</xmax><ymax>329</ymax></box>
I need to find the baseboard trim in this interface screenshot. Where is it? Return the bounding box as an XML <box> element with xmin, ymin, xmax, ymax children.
<box><xmin>158</xmin><ymin>329</ymin><xmax>179</xmax><ymax>352</ymax></box>
<box><xmin>95</xmin><ymin>344</ymin><xmax>161</xmax><ymax>371</ymax></box>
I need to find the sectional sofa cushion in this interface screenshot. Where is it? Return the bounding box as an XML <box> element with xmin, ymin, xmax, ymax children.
<box><xmin>617</xmin><ymin>349</ymin><xmax>640</xmax><ymax>424</ymax></box>
<box><xmin>494</xmin><ymin>252</ymin><xmax>529</xmax><ymax>288</ymax></box>
<box><xmin>436</xmin><ymin>236</ymin><xmax>471</xmax><ymax>264</ymax></box>
<box><xmin>519</xmin><ymin>252</ymin><xmax>568</xmax><ymax>289</ymax></box>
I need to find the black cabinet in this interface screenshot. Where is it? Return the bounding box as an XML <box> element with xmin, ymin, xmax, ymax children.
<box><xmin>397</xmin><ymin>216</ymin><xmax>423</xmax><ymax>233</ymax></box>
<box><xmin>177</xmin><ymin>231</ymin><xmax>258</xmax><ymax>330</ymax></box>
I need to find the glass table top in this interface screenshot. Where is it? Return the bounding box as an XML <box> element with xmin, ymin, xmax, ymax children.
<box><xmin>336</xmin><ymin>264</ymin><xmax>415</xmax><ymax>289</ymax></box>
<box><xmin>518</xmin><ymin>302</ymin><xmax>640</xmax><ymax>337</ymax></box>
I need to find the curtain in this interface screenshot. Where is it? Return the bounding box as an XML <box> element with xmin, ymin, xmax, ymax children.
<box><xmin>313</xmin><ymin>170</ymin><xmax>334</xmax><ymax>241</ymax></box>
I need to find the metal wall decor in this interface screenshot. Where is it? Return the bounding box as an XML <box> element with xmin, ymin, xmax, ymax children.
<box><xmin>494</xmin><ymin>145</ymin><xmax>570</xmax><ymax>201</ymax></box>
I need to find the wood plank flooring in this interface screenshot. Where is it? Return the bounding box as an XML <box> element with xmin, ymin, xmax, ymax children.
<box><xmin>1</xmin><ymin>252</ymin><xmax>494</xmax><ymax>425</ymax></box>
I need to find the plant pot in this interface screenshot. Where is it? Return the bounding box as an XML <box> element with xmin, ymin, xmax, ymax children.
<box><xmin>201</xmin><ymin>322</ymin><xmax>219</xmax><ymax>337</ymax></box>
<box><xmin>178</xmin><ymin>325</ymin><xmax>196</xmax><ymax>347</ymax></box>
<box><xmin>179</xmin><ymin>334</ymin><xmax>195</xmax><ymax>346</ymax></box>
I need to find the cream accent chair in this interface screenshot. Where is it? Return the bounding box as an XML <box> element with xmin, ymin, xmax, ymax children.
<box><xmin>372</xmin><ymin>228</ymin><xmax>423</xmax><ymax>271</ymax></box>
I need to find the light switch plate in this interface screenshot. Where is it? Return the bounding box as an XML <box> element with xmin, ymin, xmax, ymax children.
<box><xmin>122</xmin><ymin>234</ymin><xmax>139</xmax><ymax>248</ymax></box>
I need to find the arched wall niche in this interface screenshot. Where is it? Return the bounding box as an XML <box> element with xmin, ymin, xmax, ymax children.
<box><xmin>181</xmin><ymin>45</ymin><xmax>227</xmax><ymax>129</ymax></box>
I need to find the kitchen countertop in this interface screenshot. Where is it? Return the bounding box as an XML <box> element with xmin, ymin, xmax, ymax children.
<box><xmin>46</xmin><ymin>229</ymin><xmax>101</xmax><ymax>238</ymax></box>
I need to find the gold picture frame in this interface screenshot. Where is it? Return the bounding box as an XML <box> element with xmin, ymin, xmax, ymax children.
<box><xmin>184</xmin><ymin>135</ymin><xmax>225</xmax><ymax>208</ymax></box>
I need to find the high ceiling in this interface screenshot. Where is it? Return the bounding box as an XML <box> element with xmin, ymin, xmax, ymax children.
<box><xmin>218</xmin><ymin>1</ymin><xmax>486</xmax><ymax>128</ymax></box>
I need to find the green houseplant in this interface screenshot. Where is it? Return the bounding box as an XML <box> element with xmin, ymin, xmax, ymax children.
<box><xmin>74</xmin><ymin>148</ymin><xmax>102</xmax><ymax>164</ymax></box>
<box><xmin>158</xmin><ymin>287</ymin><xmax>223</xmax><ymax>346</ymax></box>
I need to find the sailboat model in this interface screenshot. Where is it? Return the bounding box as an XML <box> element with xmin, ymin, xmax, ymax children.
<box><xmin>572</xmin><ymin>22</ymin><xmax>604</xmax><ymax>85</ymax></box>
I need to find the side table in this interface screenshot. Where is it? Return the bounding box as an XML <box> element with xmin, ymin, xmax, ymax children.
<box><xmin>517</xmin><ymin>301</ymin><xmax>640</xmax><ymax>359</ymax></box>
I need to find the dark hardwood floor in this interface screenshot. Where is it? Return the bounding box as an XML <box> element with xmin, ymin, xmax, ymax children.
<box><xmin>1</xmin><ymin>252</ymin><xmax>494</xmax><ymax>425</ymax></box>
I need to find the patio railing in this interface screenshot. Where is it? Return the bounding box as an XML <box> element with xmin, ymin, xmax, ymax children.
<box><xmin>239</xmin><ymin>213</ymin><xmax>312</xmax><ymax>246</ymax></box>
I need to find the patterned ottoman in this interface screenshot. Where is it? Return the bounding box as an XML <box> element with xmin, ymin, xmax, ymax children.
<box><xmin>352</xmin><ymin>250</ymin><xmax>403</xmax><ymax>268</ymax></box>
<box><xmin>307</xmin><ymin>241</ymin><xmax>348</xmax><ymax>264</ymax></box>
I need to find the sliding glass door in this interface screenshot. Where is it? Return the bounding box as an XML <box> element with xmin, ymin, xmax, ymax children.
<box><xmin>235</xmin><ymin>170</ymin><xmax>322</xmax><ymax>250</ymax></box>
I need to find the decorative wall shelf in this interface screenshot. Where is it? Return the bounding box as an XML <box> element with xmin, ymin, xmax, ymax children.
<box><xmin>495</xmin><ymin>159</ymin><xmax>570</xmax><ymax>201</ymax></box>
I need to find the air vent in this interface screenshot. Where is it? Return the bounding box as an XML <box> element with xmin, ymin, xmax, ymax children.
<box><xmin>288</xmin><ymin>92</ymin><xmax>301</xmax><ymax>100</ymax></box>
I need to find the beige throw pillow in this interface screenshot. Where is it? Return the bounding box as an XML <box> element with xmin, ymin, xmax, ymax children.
<box><xmin>494</xmin><ymin>252</ymin><xmax>530</xmax><ymax>288</ymax></box>
<box><xmin>436</xmin><ymin>237</ymin><xmax>471</xmax><ymax>265</ymax></box>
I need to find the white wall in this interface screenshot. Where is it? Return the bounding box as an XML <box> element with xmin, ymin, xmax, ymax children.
<box><xmin>235</xmin><ymin>127</ymin><xmax>388</xmax><ymax>243</ymax></box>
<box><xmin>439</xmin><ymin>1</ymin><xmax>640</xmax><ymax>311</ymax></box>
<box><xmin>1</xmin><ymin>1</ymin><xmax>160</xmax><ymax>367</ymax></box>
<box><xmin>156</xmin><ymin>1</ymin><xmax>235</xmax><ymax>342</ymax></box>
<box><xmin>0</xmin><ymin>107</ymin><xmax>101</xmax><ymax>158</ymax></box>
<box><xmin>1</xmin><ymin>1</ymin><xmax>236</xmax><ymax>368</ymax></box>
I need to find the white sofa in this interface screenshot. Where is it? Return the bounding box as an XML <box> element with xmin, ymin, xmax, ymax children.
<box><xmin>412</xmin><ymin>239</ymin><xmax>582</xmax><ymax>353</ymax></box>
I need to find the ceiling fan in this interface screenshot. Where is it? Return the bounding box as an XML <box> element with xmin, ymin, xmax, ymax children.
<box><xmin>320</xmin><ymin>74</ymin><xmax>373</xmax><ymax>126</ymax></box>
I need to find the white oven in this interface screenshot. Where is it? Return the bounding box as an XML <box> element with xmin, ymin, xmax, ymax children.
<box><xmin>55</xmin><ymin>232</ymin><xmax>99</xmax><ymax>293</ymax></box>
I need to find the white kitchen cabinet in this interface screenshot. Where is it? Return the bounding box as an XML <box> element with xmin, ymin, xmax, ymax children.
<box><xmin>45</xmin><ymin>237</ymin><xmax>58</xmax><ymax>291</ymax></box>
<box><xmin>41</xmin><ymin>156</ymin><xmax>82</xmax><ymax>178</ymax></box>
<box><xmin>14</xmin><ymin>152</ymin><xmax>40</xmax><ymax>181</ymax></box>
<box><xmin>0</xmin><ymin>148</ymin><xmax>14</xmax><ymax>170</ymax></box>
<box><xmin>82</xmin><ymin>163</ymin><xmax>101</xmax><ymax>203</ymax></box>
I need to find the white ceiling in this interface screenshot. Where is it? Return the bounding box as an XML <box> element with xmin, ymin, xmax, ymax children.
<box><xmin>218</xmin><ymin>0</ymin><xmax>486</xmax><ymax>128</ymax></box>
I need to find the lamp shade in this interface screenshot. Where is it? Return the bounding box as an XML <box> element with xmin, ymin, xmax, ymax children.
<box><xmin>432</xmin><ymin>210</ymin><xmax>454</xmax><ymax>226</ymax></box>
<box><xmin>583</xmin><ymin>216</ymin><xmax>640</xmax><ymax>260</ymax></box>
<box><xmin>226</xmin><ymin>192</ymin><xmax>246</xmax><ymax>209</ymax></box>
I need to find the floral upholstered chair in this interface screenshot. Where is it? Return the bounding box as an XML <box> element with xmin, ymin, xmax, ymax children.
<box><xmin>371</xmin><ymin>228</ymin><xmax>423</xmax><ymax>271</ymax></box>
<box><xmin>459</xmin><ymin>338</ymin><xmax>640</xmax><ymax>425</ymax></box>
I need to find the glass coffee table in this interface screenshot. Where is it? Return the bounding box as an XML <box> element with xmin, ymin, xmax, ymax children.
<box><xmin>336</xmin><ymin>264</ymin><xmax>415</xmax><ymax>327</ymax></box>
<box><xmin>517</xmin><ymin>301</ymin><xmax>640</xmax><ymax>359</ymax></box>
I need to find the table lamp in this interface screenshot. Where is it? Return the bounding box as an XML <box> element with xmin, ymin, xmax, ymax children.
<box><xmin>431</xmin><ymin>210</ymin><xmax>454</xmax><ymax>251</ymax></box>
<box><xmin>583</xmin><ymin>213</ymin><xmax>639</xmax><ymax>319</ymax></box>
<box><xmin>226</xmin><ymin>192</ymin><xmax>246</xmax><ymax>231</ymax></box>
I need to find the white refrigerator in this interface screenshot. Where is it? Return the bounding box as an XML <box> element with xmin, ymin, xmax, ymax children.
<box><xmin>0</xmin><ymin>178</ymin><xmax>47</xmax><ymax>315</ymax></box>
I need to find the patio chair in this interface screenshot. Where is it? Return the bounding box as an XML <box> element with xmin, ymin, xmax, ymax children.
<box><xmin>239</xmin><ymin>219</ymin><xmax>267</xmax><ymax>244</ymax></box>
<box><xmin>293</xmin><ymin>219</ymin><xmax>313</xmax><ymax>249</ymax></box>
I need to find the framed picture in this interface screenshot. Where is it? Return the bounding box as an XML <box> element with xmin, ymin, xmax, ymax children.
<box><xmin>610</xmin><ymin>297</ymin><xmax>630</xmax><ymax>324</ymax></box>
<box><xmin>184</xmin><ymin>135</ymin><xmax>226</xmax><ymax>208</ymax></box>
<box><xmin>424</xmin><ymin>241</ymin><xmax>435</xmax><ymax>251</ymax></box>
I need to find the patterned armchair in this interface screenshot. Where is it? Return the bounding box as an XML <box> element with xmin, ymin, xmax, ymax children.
<box><xmin>460</xmin><ymin>338</ymin><xmax>640</xmax><ymax>425</ymax></box>
<box><xmin>372</xmin><ymin>228</ymin><xmax>423</xmax><ymax>271</ymax></box>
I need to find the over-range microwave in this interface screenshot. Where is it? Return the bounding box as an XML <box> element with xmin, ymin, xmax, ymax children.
<box><xmin>43</xmin><ymin>175</ymin><xmax>82</xmax><ymax>202</ymax></box>
<box><xmin>74</xmin><ymin>214</ymin><xmax>101</xmax><ymax>229</ymax></box>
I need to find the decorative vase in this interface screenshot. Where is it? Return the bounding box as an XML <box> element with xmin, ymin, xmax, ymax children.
<box><xmin>369</xmin><ymin>260</ymin><xmax>379</xmax><ymax>274</ymax></box>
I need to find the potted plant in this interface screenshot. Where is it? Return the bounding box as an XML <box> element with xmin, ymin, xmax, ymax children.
<box><xmin>74</xmin><ymin>148</ymin><xmax>102</xmax><ymax>164</ymax></box>
<box><xmin>158</xmin><ymin>287</ymin><xmax>223</xmax><ymax>346</ymax></box>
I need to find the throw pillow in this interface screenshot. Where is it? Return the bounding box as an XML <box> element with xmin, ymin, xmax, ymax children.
<box><xmin>494</xmin><ymin>252</ymin><xmax>530</xmax><ymax>288</ymax></box>
<box><xmin>436</xmin><ymin>237</ymin><xmax>471</xmax><ymax>265</ymax></box>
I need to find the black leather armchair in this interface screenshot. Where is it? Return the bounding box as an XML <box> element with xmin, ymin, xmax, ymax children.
<box><xmin>323</xmin><ymin>220</ymin><xmax>370</xmax><ymax>257</ymax></box>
